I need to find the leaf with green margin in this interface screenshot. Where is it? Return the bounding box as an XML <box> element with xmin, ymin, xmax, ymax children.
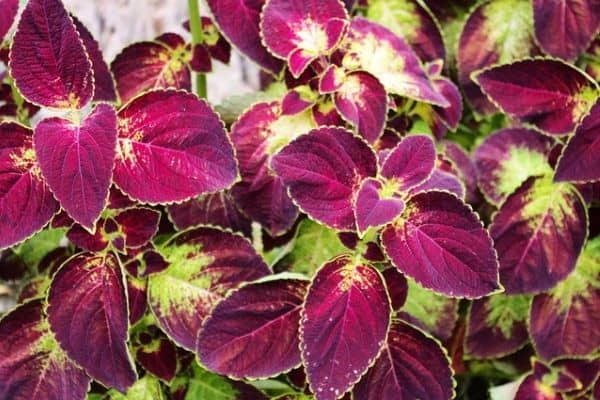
<box><xmin>107</xmin><ymin>375</ymin><xmax>165</xmax><ymax>400</ymax></box>
<box><xmin>529</xmin><ymin>236</ymin><xmax>600</xmax><ymax>360</ymax></box>
<box><xmin>399</xmin><ymin>279</ymin><xmax>458</xmax><ymax>341</ymax></box>
<box><xmin>13</xmin><ymin>227</ymin><xmax>66</xmax><ymax>269</ymax></box>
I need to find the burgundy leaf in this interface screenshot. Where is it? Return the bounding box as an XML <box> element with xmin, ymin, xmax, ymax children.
<box><xmin>555</xmin><ymin>99</ymin><xmax>600</xmax><ymax>183</ymax></box>
<box><xmin>34</xmin><ymin>104</ymin><xmax>117</xmax><ymax>230</ymax></box>
<box><xmin>206</xmin><ymin>0</ymin><xmax>283</xmax><ymax>74</ymax></box>
<box><xmin>353</xmin><ymin>320</ymin><xmax>453</xmax><ymax>400</ymax></box>
<box><xmin>533</xmin><ymin>0</ymin><xmax>600</xmax><ymax>61</ymax></box>
<box><xmin>515</xmin><ymin>374</ymin><xmax>562</xmax><ymax>400</ymax></box>
<box><xmin>354</xmin><ymin>177</ymin><xmax>405</xmax><ymax>235</ymax></box>
<box><xmin>133</xmin><ymin>325</ymin><xmax>177</xmax><ymax>383</ymax></box>
<box><xmin>474</xmin><ymin>59</ymin><xmax>598</xmax><ymax>135</ymax></box>
<box><xmin>381</xmin><ymin>135</ymin><xmax>436</xmax><ymax>191</ymax></box>
<box><xmin>271</xmin><ymin>127</ymin><xmax>377</xmax><ymax>231</ymax></box>
<box><xmin>9</xmin><ymin>0</ymin><xmax>93</xmax><ymax>109</ymax></box>
<box><xmin>0</xmin><ymin>300</ymin><xmax>91</xmax><ymax>400</ymax></box>
<box><xmin>115</xmin><ymin>207</ymin><xmax>160</xmax><ymax>248</ymax></box>
<box><xmin>301</xmin><ymin>255</ymin><xmax>391</xmax><ymax>400</ymax></box>
<box><xmin>442</xmin><ymin>142</ymin><xmax>480</xmax><ymax>204</ymax></box>
<box><xmin>147</xmin><ymin>227</ymin><xmax>270</xmax><ymax>350</ymax></box>
<box><xmin>47</xmin><ymin>252</ymin><xmax>137</xmax><ymax>392</ymax></box>
<box><xmin>190</xmin><ymin>44</ymin><xmax>212</xmax><ymax>73</ymax></box>
<box><xmin>490</xmin><ymin>176</ymin><xmax>587</xmax><ymax>294</ymax></box>
<box><xmin>0</xmin><ymin>0</ymin><xmax>18</xmax><ymax>43</ymax></box>
<box><xmin>114</xmin><ymin>90</ymin><xmax>237</xmax><ymax>204</ymax></box>
<box><xmin>66</xmin><ymin>221</ymin><xmax>108</xmax><ymax>252</ymax></box>
<box><xmin>382</xmin><ymin>191</ymin><xmax>500</xmax><ymax>298</ymax></box>
<box><xmin>198</xmin><ymin>277</ymin><xmax>308</xmax><ymax>379</ymax></box>
<box><xmin>409</xmin><ymin>169</ymin><xmax>465</xmax><ymax>199</ymax></box>
<box><xmin>127</xmin><ymin>276</ymin><xmax>148</xmax><ymax>324</ymax></box>
<box><xmin>382</xmin><ymin>267</ymin><xmax>408</xmax><ymax>310</ymax></box>
<box><xmin>0</xmin><ymin>122</ymin><xmax>58</xmax><ymax>250</ymax></box>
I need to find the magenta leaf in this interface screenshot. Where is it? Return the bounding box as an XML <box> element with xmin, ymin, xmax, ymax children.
<box><xmin>474</xmin><ymin>59</ymin><xmax>598</xmax><ymax>135</ymax></box>
<box><xmin>271</xmin><ymin>127</ymin><xmax>377</xmax><ymax>231</ymax></box>
<box><xmin>429</xmin><ymin>76</ymin><xmax>463</xmax><ymax>139</ymax></box>
<box><xmin>341</xmin><ymin>18</ymin><xmax>448</xmax><ymax>106</ymax></box>
<box><xmin>0</xmin><ymin>0</ymin><xmax>18</xmax><ymax>43</ymax></box>
<box><xmin>334</xmin><ymin>71</ymin><xmax>388</xmax><ymax>144</ymax></box>
<box><xmin>114</xmin><ymin>207</ymin><xmax>160</xmax><ymax>248</ymax></box>
<box><xmin>9</xmin><ymin>0</ymin><xmax>94</xmax><ymax>109</ymax></box>
<box><xmin>354</xmin><ymin>178</ymin><xmax>405</xmax><ymax>236</ymax></box>
<box><xmin>34</xmin><ymin>104</ymin><xmax>117</xmax><ymax>230</ymax></box>
<box><xmin>382</xmin><ymin>191</ymin><xmax>500</xmax><ymax>298</ymax></box>
<box><xmin>529</xmin><ymin>237</ymin><xmax>600</xmax><ymax>360</ymax></box>
<box><xmin>147</xmin><ymin>227</ymin><xmax>270</xmax><ymax>350</ymax></box>
<box><xmin>533</xmin><ymin>0</ymin><xmax>600</xmax><ymax>61</ymax></box>
<box><xmin>110</xmin><ymin>38</ymin><xmax>191</xmax><ymax>104</ymax></box>
<box><xmin>127</xmin><ymin>276</ymin><xmax>148</xmax><ymax>324</ymax></box>
<box><xmin>47</xmin><ymin>252</ymin><xmax>137</xmax><ymax>392</ymax></box>
<box><xmin>381</xmin><ymin>135</ymin><xmax>436</xmax><ymax>191</ymax></box>
<box><xmin>353</xmin><ymin>320</ymin><xmax>453</xmax><ymax>400</ymax></box>
<box><xmin>0</xmin><ymin>122</ymin><xmax>59</xmax><ymax>250</ymax></box>
<box><xmin>457</xmin><ymin>0</ymin><xmax>537</xmax><ymax>114</ymax></box>
<box><xmin>261</xmin><ymin>0</ymin><xmax>348</xmax><ymax>77</ymax></box>
<box><xmin>555</xmin><ymin>99</ymin><xmax>600</xmax><ymax>183</ymax></box>
<box><xmin>490</xmin><ymin>175</ymin><xmax>588</xmax><ymax>294</ymax></box>
<box><xmin>473</xmin><ymin>128</ymin><xmax>554</xmax><ymax>205</ymax></box>
<box><xmin>66</xmin><ymin>221</ymin><xmax>108</xmax><ymax>252</ymax></box>
<box><xmin>409</xmin><ymin>169</ymin><xmax>465</xmax><ymax>199</ymax></box>
<box><xmin>466</xmin><ymin>294</ymin><xmax>531</xmax><ymax>358</ymax></box>
<box><xmin>382</xmin><ymin>267</ymin><xmax>408</xmax><ymax>310</ymax></box>
<box><xmin>0</xmin><ymin>300</ymin><xmax>91</xmax><ymax>400</ymax></box>
<box><xmin>167</xmin><ymin>191</ymin><xmax>252</xmax><ymax>236</ymax></box>
<box><xmin>442</xmin><ymin>142</ymin><xmax>480</xmax><ymax>204</ymax></box>
<box><xmin>206</xmin><ymin>0</ymin><xmax>283</xmax><ymax>74</ymax></box>
<box><xmin>198</xmin><ymin>276</ymin><xmax>308</xmax><ymax>379</ymax></box>
<box><xmin>301</xmin><ymin>255</ymin><xmax>391</xmax><ymax>400</ymax></box>
<box><xmin>114</xmin><ymin>90</ymin><xmax>237</xmax><ymax>204</ymax></box>
<box><xmin>132</xmin><ymin>323</ymin><xmax>177</xmax><ymax>383</ymax></box>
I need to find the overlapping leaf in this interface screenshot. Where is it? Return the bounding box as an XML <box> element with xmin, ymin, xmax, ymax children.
<box><xmin>0</xmin><ymin>0</ymin><xmax>18</xmax><ymax>43</ymax></box>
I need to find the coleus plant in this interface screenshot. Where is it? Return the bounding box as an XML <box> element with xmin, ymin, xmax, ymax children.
<box><xmin>0</xmin><ymin>0</ymin><xmax>598</xmax><ymax>399</ymax></box>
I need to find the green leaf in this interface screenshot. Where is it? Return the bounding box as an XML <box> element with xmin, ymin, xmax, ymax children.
<box><xmin>13</xmin><ymin>227</ymin><xmax>67</xmax><ymax>270</ymax></box>
<box><xmin>108</xmin><ymin>375</ymin><xmax>165</xmax><ymax>400</ymax></box>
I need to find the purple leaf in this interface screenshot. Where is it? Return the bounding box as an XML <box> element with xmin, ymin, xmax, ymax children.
<box><xmin>72</xmin><ymin>17</ymin><xmax>117</xmax><ymax>103</ymax></box>
<box><xmin>114</xmin><ymin>207</ymin><xmax>160</xmax><ymax>248</ymax></box>
<box><xmin>0</xmin><ymin>300</ymin><xmax>91</xmax><ymax>400</ymax></box>
<box><xmin>198</xmin><ymin>276</ymin><xmax>308</xmax><ymax>379</ymax></box>
<box><xmin>430</xmin><ymin>76</ymin><xmax>463</xmax><ymax>139</ymax></box>
<box><xmin>301</xmin><ymin>255</ymin><xmax>391</xmax><ymax>400</ymax></box>
<box><xmin>466</xmin><ymin>294</ymin><xmax>531</xmax><ymax>358</ymax></box>
<box><xmin>353</xmin><ymin>320</ymin><xmax>453</xmax><ymax>400</ymax></box>
<box><xmin>114</xmin><ymin>90</ymin><xmax>237</xmax><ymax>204</ymax></box>
<box><xmin>382</xmin><ymin>191</ymin><xmax>500</xmax><ymax>298</ymax></box>
<box><xmin>334</xmin><ymin>71</ymin><xmax>388</xmax><ymax>144</ymax></box>
<box><xmin>529</xmin><ymin>237</ymin><xmax>600</xmax><ymax>360</ymax></box>
<box><xmin>47</xmin><ymin>252</ymin><xmax>137</xmax><ymax>392</ymax></box>
<box><xmin>133</xmin><ymin>324</ymin><xmax>177</xmax><ymax>383</ymax></box>
<box><xmin>123</xmin><ymin>244</ymin><xmax>169</xmax><ymax>279</ymax></box>
<box><xmin>261</xmin><ymin>0</ymin><xmax>348</xmax><ymax>77</ymax></box>
<box><xmin>66</xmin><ymin>221</ymin><xmax>108</xmax><ymax>252</ymax></box>
<box><xmin>0</xmin><ymin>0</ymin><xmax>18</xmax><ymax>43</ymax></box>
<box><xmin>382</xmin><ymin>267</ymin><xmax>408</xmax><ymax>310</ymax></box>
<box><xmin>0</xmin><ymin>122</ymin><xmax>58</xmax><ymax>250</ymax></box>
<box><xmin>206</xmin><ymin>0</ymin><xmax>283</xmax><ymax>74</ymax></box>
<box><xmin>271</xmin><ymin>127</ymin><xmax>377</xmax><ymax>230</ymax></box>
<box><xmin>34</xmin><ymin>104</ymin><xmax>117</xmax><ymax>230</ymax></box>
<box><xmin>127</xmin><ymin>276</ymin><xmax>148</xmax><ymax>324</ymax></box>
<box><xmin>190</xmin><ymin>44</ymin><xmax>212</xmax><ymax>73</ymax></box>
<box><xmin>490</xmin><ymin>176</ymin><xmax>588</xmax><ymax>294</ymax></box>
<box><xmin>282</xmin><ymin>87</ymin><xmax>316</xmax><ymax>115</ymax></box>
<box><xmin>147</xmin><ymin>227</ymin><xmax>270</xmax><ymax>350</ymax></box>
<box><xmin>341</xmin><ymin>18</ymin><xmax>448</xmax><ymax>106</ymax></box>
<box><xmin>473</xmin><ymin>128</ymin><xmax>554</xmax><ymax>205</ymax></box>
<box><xmin>474</xmin><ymin>59</ymin><xmax>598</xmax><ymax>135</ymax></box>
<box><xmin>366</xmin><ymin>0</ymin><xmax>446</xmax><ymax>63</ymax></box>
<box><xmin>410</xmin><ymin>169</ymin><xmax>465</xmax><ymax>199</ymax></box>
<box><xmin>442</xmin><ymin>142</ymin><xmax>480</xmax><ymax>204</ymax></box>
<box><xmin>457</xmin><ymin>0</ymin><xmax>537</xmax><ymax>114</ymax></box>
<box><xmin>110</xmin><ymin>39</ymin><xmax>191</xmax><ymax>104</ymax></box>
<box><xmin>533</xmin><ymin>0</ymin><xmax>600</xmax><ymax>61</ymax></box>
<box><xmin>381</xmin><ymin>135</ymin><xmax>436</xmax><ymax>191</ymax></box>
<box><xmin>515</xmin><ymin>374</ymin><xmax>562</xmax><ymax>400</ymax></box>
<box><xmin>555</xmin><ymin>99</ymin><xmax>600</xmax><ymax>183</ymax></box>
<box><xmin>354</xmin><ymin>177</ymin><xmax>405</xmax><ymax>236</ymax></box>
<box><xmin>9</xmin><ymin>0</ymin><xmax>94</xmax><ymax>109</ymax></box>
<box><xmin>230</xmin><ymin>101</ymin><xmax>314</xmax><ymax>236</ymax></box>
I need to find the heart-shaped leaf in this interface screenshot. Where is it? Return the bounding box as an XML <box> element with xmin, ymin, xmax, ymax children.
<box><xmin>111</xmin><ymin>37</ymin><xmax>191</xmax><ymax>104</ymax></box>
<box><xmin>473</xmin><ymin>128</ymin><xmax>554</xmax><ymax>205</ymax></box>
<box><xmin>474</xmin><ymin>59</ymin><xmax>598</xmax><ymax>135</ymax></box>
<box><xmin>301</xmin><ymin>255</ymin><xmax>391</xmax><ymax>400</ymax></box>
<box><xmin>490</xmin><ymin>175</ymin><xmax>588</xmax><ymax>294</ymax></box>
<box><xmin>147</xmin><ymin>227</ymin><xmax>270</xmax><ymax>350</ymax></box>
<box><xmin>0</xmin><ymin>122</ymin><xmax>59</xmax><ymax>250</ymax></box>
<box><xmin>34</xmin><ymin>104</ymin><xmax>117</xmax><ymax>230</ymax></box>
<box><xmin>353</xmin><ymin>320</ymin><xmax>453</xmax><ymax>400</ymax></box>
<box><xmin>271</xmin><ymin>126</ymin><xmax>377</xmax><ymax>231</ymax></box>
<box><xmin>355</xmin><ymin>177</ymin><xmax>405</xmax><ymax>235</ymax></box>
<box><xmin>9</xmin><ymin>0</ymin><xmax>94</xmax><ymax>109</ymax></box>
<box><xmin>114</xmin><ymin>90</ymin><xmax>237</xmax><ymax>204</ymax></box>
<box><xmin>0</xmin><ymin>300</ymin><xmax>91</xmax><ymax>400</ymax></box>
<box><xmin>381</xmin><ymin>135</ymin><xmax>437</xmax><ymax>191</ymax></box>
<box><xmin>198</xmin><ymin>276</ymin><xmax>308</xmax><ymax>379</ymax></box>
<box><xmin>0</xmin><ymin>0</ymin><xmax>18</xmax><ymax>43</ymax></box>
<box><xmin>47</xmin><ymin>252</ymin><xmax>137</xmax><ymax>392</ymax></box>
<box><xmin>555</xmin><ymin>99</ymin><xmax>600</xmax><ymax>183</ymax></box>
<box><xmin>382</xmin><ymin>191</ymin><xmax>500</xmax><ymax>298</ymax></box>
<box><xmin>533</xmin><ymin>0</ymin><xmax>600</xmax><ymax>61</ymax></box>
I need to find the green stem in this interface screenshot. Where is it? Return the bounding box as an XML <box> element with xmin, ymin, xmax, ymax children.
<box><xmin>187</xmin><ymin>0</ymin><xmax>207</xmax><ymax>99</ymax></box>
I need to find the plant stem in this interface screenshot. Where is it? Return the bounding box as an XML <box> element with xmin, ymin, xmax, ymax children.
<box><xmin>187</xmin><ymin>0</ymin><xmax>207</xmax><ymax>99</ymax></box>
